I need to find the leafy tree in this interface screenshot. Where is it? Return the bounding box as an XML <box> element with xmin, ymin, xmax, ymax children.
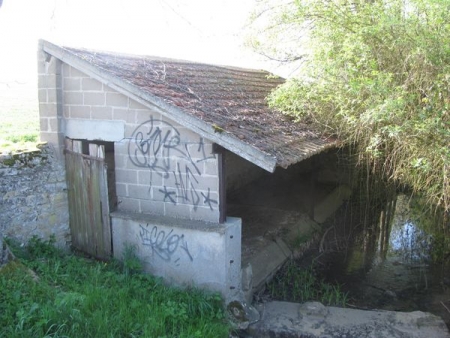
<box><xmin>250</xmin><ymin>0</ymin><xmax>450</xmax><ymax>212</ymax></box>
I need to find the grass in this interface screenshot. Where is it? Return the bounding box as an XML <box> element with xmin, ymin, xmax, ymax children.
<box><xmin>0</xmin><ymin>84</ymin><xmax>40</xmax><ymax>153</ymax></box>
<box><xmin>267</xmin><ymin>259</ymin><xmax>348</xmax><ymax>307</ymax></box>
<box><xmin>0</xmin><ymin>236</ymin><xmax>230</xmax><ymax>338</ymax></box>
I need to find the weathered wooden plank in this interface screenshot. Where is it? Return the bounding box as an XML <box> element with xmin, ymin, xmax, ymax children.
<box><xmin>65</xmin><ymin>152</ymin><xmax>77</xmax><ymax>247</ymax></box>
<box><xmin>79</xmin><ymin>156</ymin><xmax>89</xmax><ymax>253</ymax></box>
<box><xmin>66</xmin><ymin>151</ymin><xmax>86</xmax><ymax>251</ymax></box>
<box><xmin>99</xmin><ymin>162</ymin><xmax>112</xmax><ymax>258</ymax></box>
<box><xmin>72</xmin><ymin>140</ymin><xmax>82</xmax><ymax>154</ymax></box>
<box><xmin>89</xmin><ymin>143</ymin><xmax>105</xmax><ymax>159</ymax></box>
<box><xmin>84</xmin><ymin>156</ymin><xmax>95</xmax><ymax>256</ymax></box>
<box><xmin>97</xmin><ymin>145</ymin><xmax>105</xmax><ymax>160</ymax></box>
<box><xmin>65</xmin><ymin>138</ymin><xmax>73</xmax><ymax>151</ymax></box>
<box><xmin>89</xmin><ymin>144</ymin><xmax>98</xmax><ymax>158</ymax></box>
<box><xmin>89</xmin><ymin>158</ymin><xmax>100</xmax><ymax>257</ymax></box>
<box><xmin>70</xmin><ymin>153</ymin><xmax>78</xmax><ymax>249</ymax></box>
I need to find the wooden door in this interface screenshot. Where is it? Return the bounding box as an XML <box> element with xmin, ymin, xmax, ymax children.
<box><xmin>65</xmin><ymin>139</ymin><xmax>112</xmax><ymax>259</ymax></box>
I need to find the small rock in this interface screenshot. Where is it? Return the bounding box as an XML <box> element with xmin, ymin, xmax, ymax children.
<box><xmin>227</xmin><ymin>300</ymin><xmax>260</xmax><ymax>330</ymax></box>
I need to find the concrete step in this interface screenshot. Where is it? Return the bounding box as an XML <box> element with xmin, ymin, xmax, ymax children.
<box><xmin>248</xmin><ymin>301</ymin><xmax>450</xmax><ymax>338</ymax></box>
<box><xmin>246</xmin><ymin>238</ymin><xmax>291</xmax><ymax>294</ymax></box>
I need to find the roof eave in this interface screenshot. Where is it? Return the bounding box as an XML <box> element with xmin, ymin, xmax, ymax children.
<box><xmin>39</xmin><ymin>39</ymin><xmax>278</xmax><ymax>172</ymax></box>
<box><xmin>278</xmin><ymin>139</ymin><xmax>340</xmax><ymax>169</ymax></box>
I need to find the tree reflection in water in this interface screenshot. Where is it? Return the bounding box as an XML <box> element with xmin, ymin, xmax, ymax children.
<box><xmin>317</xmin><ymin>191</ymin><xmax>450</xmax><ymax>328</ymax></box>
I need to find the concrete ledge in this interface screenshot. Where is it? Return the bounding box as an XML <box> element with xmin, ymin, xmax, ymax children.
<box><xmin>65</xmin><ymin>118</ymin><xmax>124</xmax><ymax>141</ymax></box>
<box><xmin>111</xmin><ymin>210</ymin><xmax>227</xmax><ymax>232</ymax></box>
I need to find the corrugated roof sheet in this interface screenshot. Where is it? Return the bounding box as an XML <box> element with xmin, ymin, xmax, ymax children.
<box><xmin>61</xmin><ymin>45</ymin><xmax>337</xmax><ymax>169</ymax></box>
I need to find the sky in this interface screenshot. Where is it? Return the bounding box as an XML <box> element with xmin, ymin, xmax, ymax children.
<box><xmin>0</xmin><ymin>0</ymin><xmax>270</xmax><ymax>91</ymax></box>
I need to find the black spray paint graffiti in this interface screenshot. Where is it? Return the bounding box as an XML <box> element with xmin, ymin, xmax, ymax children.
<box><xmin>139</xmin><ymin>224</ymin><xmax>193</xmax><ymax>265</ymax></box>
<box><xmin>128</xmin><ymin>117</ymin><xmax>218</xmax><ymax>211</ymax></box>
<box><xmin>128</xmin><ymin>116</ymin><xmax>183</xmax><ymax>178</ymax></box>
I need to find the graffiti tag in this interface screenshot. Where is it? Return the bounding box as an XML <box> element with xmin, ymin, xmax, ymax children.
<box><xmin>128</xmin><ymin>117</ymin><xmax>217</xmax><ymax>211</ymax></box>
<box><xmin>139</xmin><ymin>224</ymin><xmax>193</xmax><ymax>264</ymax></box>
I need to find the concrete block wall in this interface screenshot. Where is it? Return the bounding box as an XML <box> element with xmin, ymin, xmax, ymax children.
<box><xmin>115</xmin><ymin>113</ymin><xmax>220</xmax><ymax>223</ymax></box>
<box><xmin>38</xmin><ymin>47</ymin><xmax>65</xmax><ymax>158</ymax></box>
<box><xmin>39</xmin><ymin>55</ymin><xmax>221</xmax><ymax>223</ymax></box>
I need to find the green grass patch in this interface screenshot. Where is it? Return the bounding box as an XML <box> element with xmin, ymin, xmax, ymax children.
<box><xmin>0</xmin><ymin>86</ymin><xmax>40</xmax><ymax>154</ymax></box>
<box><xmin>0</xmin><ymin>237</ymin><xmax>230</xmax><ymax>338</ymax></box>
<box><xmin>267</xmin><ymin>260</ymin><xmax>348</xmax><ymax>307</ymax></box>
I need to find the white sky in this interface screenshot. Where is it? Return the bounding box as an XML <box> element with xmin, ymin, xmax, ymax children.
<box><xmin>0</xmin><ymin>0</ymin><xmax>269</xmax><ymax>90</ymax></box>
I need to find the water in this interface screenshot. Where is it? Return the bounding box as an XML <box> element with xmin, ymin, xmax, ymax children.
<box><xmin>317</xmin><ymin>195</ymin><xmax>450</xmax><ymax>327</ymax></box>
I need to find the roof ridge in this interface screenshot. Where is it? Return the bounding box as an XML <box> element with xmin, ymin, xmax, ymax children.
<box><xmin>64</xmin><ymin>46</ymin><xmax>280</xmax><ymax>76</ymax></box>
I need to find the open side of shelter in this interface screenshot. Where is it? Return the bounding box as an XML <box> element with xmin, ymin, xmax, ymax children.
<box><xmin>37</xmin><ymin>39</ymin><xmax>348</xmax><ymax>304</ymax></box>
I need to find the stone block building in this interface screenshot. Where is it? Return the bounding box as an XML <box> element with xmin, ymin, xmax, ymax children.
<box><xmin>38</xmin><ymin>40</ymin><xmax>339</xmax><ymax>303</ymax></box>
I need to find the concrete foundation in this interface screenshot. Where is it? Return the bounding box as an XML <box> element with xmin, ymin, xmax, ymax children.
<box><xmin>111</xmin><ymin>211</ymin><xmax>242</xmax><ymax>302</ymax></box>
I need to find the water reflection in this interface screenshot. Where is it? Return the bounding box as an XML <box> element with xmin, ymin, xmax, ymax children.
<box><xmin>389</xmin><ymin>220</ymin><xmax>432</xmax><ymax>261</ymax></box>
<box><xmin>375</xmin><ymin>194</ymin><xmax>433</xmax><ymax>264</ymax></box>
<box><xmin>319</xmin><ymin>193</ymin><xmax>450</xmax><ymax>327</ymax></box>
<box><xmin>335</xmin><ymin>195</ymin><xmax>433</xmax><ymax>273</ymax></box>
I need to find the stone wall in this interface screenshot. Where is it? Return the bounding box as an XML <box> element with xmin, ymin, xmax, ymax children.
<box><xmin>0</xmin><ymin>144</ymin><xmax>70</xmax><ymax>247</ymax></box>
